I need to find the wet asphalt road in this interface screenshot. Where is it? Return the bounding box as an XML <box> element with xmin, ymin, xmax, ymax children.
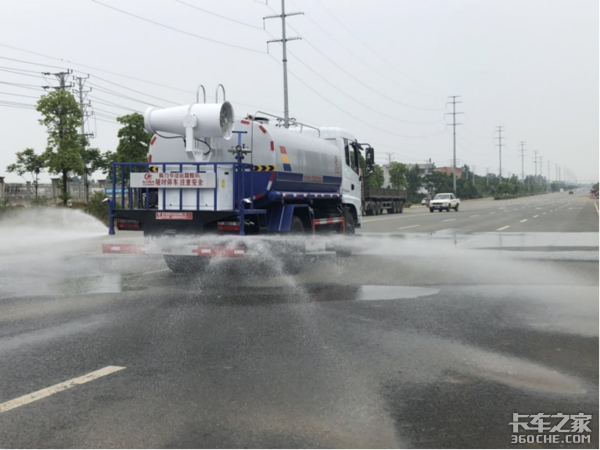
<box><xmin>0</xmin><ymin>192</ymin><xmax>598</xmax><ymax>448</ymax></box>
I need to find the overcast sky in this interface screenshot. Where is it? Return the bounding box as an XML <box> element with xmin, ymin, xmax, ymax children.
<box><xmin>0</xmin><ymin>0</ymin><xmax>597</xmax><ymax>183</ymax></box>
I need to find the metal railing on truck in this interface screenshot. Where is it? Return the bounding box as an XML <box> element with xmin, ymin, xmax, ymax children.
<box><xmin>107</xmin><ymin>161</ymin><xmax>255</xmax><ymax>233</ymax></box>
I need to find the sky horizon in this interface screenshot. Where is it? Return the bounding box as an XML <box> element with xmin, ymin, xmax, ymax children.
<box><xmin>0</xmin><ymin>0</ymin><xmax>597</xmax><ymax>184</ymax></box>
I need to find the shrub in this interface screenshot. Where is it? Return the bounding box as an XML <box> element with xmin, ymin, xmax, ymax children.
<box><xmin>86</xmin><ymin>191</ymin><xmax>112</xmax><ymax>225</ymax></box>
<box><xmin>404</xmin><ymin>202</ymin><xmax>412</xmax><ymax>208</ymax></box>
<box><xmin>30</xmin><ymin>196</ymin><xmax>48</xmax><ymax>207</ymax></box>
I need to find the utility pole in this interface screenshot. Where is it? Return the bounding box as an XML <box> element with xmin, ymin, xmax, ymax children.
<box><xmin>42</xmin><ymin>69</ymin><xmax>73</xmax><ymax>90</ymax></box>
<box><xmin>446</xmin><ymin>96</ymin><xmax>462</xmax><ymax>192</ymax></box>
<box><xmin>264</xmin><ymin>0</ymin><xmax>303</xmax><ymax>128</ymax></box>
<box><xmin>472</xmin><ymin>165</ymin><xmax>476</xmax><ymax>186</ymax></box>
<box><xmin>73</xmin><ymin>75</ymin><xmax>95</xmax><ymax>202</ymax></box>
<box><xmin>494</xmin><ymin>126</ymin><xmax>505</xmax><ymax>179</ymax></box>
<box><xmin>518</xmin><ymin>141</ymin><xmax>526</xmax><ymax>181</ymax></box>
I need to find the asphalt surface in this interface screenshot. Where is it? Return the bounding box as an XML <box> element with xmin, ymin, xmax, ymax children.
<box><xmin>0</xmin><ymin>191</ymin><xmax>598</xmax><ymax>448</ymax></box>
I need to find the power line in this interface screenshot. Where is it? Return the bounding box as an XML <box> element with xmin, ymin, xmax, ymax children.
<box><xmin>270</xmin><ymin>52</ymin><xmax>446</xmax><ymax>139</ymax></box>
<box><xmin>176</xmin><ymin>0</ymin><xmax>263</xmax><ymax>30</ymax></box>
<box><xmin>0</xmin><ymin>91</ymin><xmax>41</xmax><ymax>99</ymax></box>
<box><xmin>87</xmin><ymin>75</ymin><xmax>180</xmax><ymax>105</ymax></box>
<box><xmin>285</xmin><ymin>0</ymin><xmax>443</xmax><ymax>102</ymax></box>
<box><xmin>0</xmin><ymin>43</ymin><xmax>282</xmax><ymax>113</ymax></box>
<box><xmin>0</xmin><ymin>80</ymin><xmax>46</xmax><ymax>90</ymax></box>
<box><xmin>264</xmin><ymin>3</ymin><xmax>444</xmax><ymax>112</ymax></box>
<box><xmin>0</xmin><ymin>55</ymin><xmax>68</xmax><ymax>71</ymax></box>
<box><xmin>87</xmin><ymin>83</ymin><xmax>164</xmax><ymax>107</ymax></box>
<box><xmin>91</xmin><ymin>0</ymin><xmax>266</xmax><ymax>54</ymax></box>
<box><xmin>284</xmin><ymin>46</ymin><xmax>444</xmax><ymax>124</ymax></box>
<box><xmin>312</xmin><ymin>0</ymin><xmax>446</xmax><ymax>98</ymax></box>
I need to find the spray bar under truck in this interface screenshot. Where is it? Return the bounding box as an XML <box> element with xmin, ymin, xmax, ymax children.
<box><xmin>102</xmin><ymin>87</ymin><xmax>382</xmax><ymax>272</ymax></box>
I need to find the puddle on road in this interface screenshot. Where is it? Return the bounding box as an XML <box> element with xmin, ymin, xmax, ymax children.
<box><xmin>308</xmin><ymin>285</ymin><xmax>439</xmax><ymax>302</ymax></box>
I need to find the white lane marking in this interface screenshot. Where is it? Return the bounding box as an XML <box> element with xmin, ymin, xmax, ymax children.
<box><xmin>470</xmin><ymin>215</ymin><xmax>479</xmax><ymax>217</ymax></box>
<box><xmin>362</xmin><ymin>213</ymin><xmax>430</xmax><ymax>223</ymax></box>
<box><xmin>141</xmin><ymin>268</ymin><xmax>170</xmax><ymax>276</ymax></box>
<box><xmin>489</xmin><ymin>212</ymin><xmax>496</xmax><ymax>215</ymax></box>
<box><xmin>543</xmin><ymin>212</ymin><xmax>547</xmax><ymax>215</ymax></box>
<box><xmin>497</xmin><ymin>226</ymin><xmax>510</xmax><ymax>231</ymax></box>
<box><xmin>533</xmin><ymin>215</ymin><xmax>539</xmax><ymax>218</ymax></box>
<box><xmin>457</xmin><ymin>237</ymin><xmax>479</xmax><ymax>246</ymax></box>
<box><xmin>536</xmin><ymin>207</ymin><xmax>542</xmax><ymax>209</ymax></box>
<box><xmin>397</xmin><ymin>225</ymin><xmax>421</xmax><ymax>230</ymax></box>
<box><xmin>499</xmin><ymin>207</ymin><xmax>507</xmax><ymax>209</ymax></box>
<box><xmin>442</xmin><ymin>219</ymin><xmax>456</xmax><ymax>222</ymax></box>
<box><xmin>520</xmin><ymin>219</ymin><xmax>527</xmax><ymax>223</ymax></box>
<box><xmin>594</xmin><ymin>202</ymin><xmax>599</xmax><ymax>215</ymax></box>
<box><xmin>0</xmin><ymin>366</ymin><xmax>125</xmax><ymax>413</ymax></box>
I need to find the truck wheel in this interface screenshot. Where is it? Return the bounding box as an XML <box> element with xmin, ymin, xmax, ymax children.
<box><xmin>336</xmin><ymin>211</ymin><xmax>354</xmax><ymax>257</ymax></box>
<box><xmin>454</xmin><ymin>204</ymin><xmax>459</xmax><ymax>211</ymax></box>
<box><xmin>164</xmin><ymin>255</ymin><xmax>209</xmax><ymax>274</ymax></box>
<box><xmin>398</xmin><ymin>201</ymin><xmax>404</xmax><ymax>213</ymax></box>
<box><xmin>374</xmin><ymin>202</ymin><xmax>379</xmax><ymax>215</ymax></box>
<box><xmin>387</xmin><ymin>205</ymin><xmax>395</xmax><ymax>214</ymax></box>
<box><xmin>282</xmin><ymin>216</ymin><xmax>306</xmax><ymax>274</ymax></box>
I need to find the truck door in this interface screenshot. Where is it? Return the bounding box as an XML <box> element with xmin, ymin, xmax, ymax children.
<box><xmin>341</xmin><ymin>139</ymin><xmax>362</xmax><ymax>224</ymax></box>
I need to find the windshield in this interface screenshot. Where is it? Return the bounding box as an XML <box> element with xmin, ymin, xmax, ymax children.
<box><xmin>434</xmin><ymin>194</ymin><xmax>451</xmax><ymax>199</ymax></box>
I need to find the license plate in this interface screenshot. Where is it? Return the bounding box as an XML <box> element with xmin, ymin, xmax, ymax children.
<box><xmin>156</xmin><ymin>212</ymin><xmax>193</xmax><ymax>220</ymax></box>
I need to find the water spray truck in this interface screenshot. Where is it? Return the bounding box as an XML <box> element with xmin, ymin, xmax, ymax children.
<box><xmin>102</xmin><ymin>87</ymin><xmax>405</xmax><ymax>272</ymax></box>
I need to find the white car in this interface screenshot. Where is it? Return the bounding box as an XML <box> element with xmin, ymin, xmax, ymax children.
<box><xmin>429</xmin><ymin>193</ymin><xmax>460</xmax><ymax>212</ymax></box>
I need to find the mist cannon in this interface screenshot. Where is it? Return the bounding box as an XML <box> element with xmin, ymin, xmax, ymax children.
<box><xmin>144</xmin><ymin>102</ymin><xmax>235</xmax><ymax>161</ymax></box>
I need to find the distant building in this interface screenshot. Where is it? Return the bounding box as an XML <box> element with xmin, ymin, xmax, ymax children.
<box><xmin>406</xmin><ymin>161</ymin><xmax>436</xmax><ymax>178</ymax></box>
<box><xmin>436</xmin><ymin>166</ymin><xmax>463</xmax><ymax>179</ymax></box>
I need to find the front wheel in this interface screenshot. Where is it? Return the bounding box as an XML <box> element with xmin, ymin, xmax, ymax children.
<box><xmin>454</xmin><ymin>204</ymin><xmax>459</xmax><ymax>211</ymax></box>
<box><xmin>430</xmin><ymin>208</ymin><xmax>434</xmax><ymax>213</ymax></box>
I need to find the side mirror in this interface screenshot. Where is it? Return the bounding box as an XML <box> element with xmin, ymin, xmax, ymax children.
<box><xmin>365</xmin><ymin>147</ymin><xmax>375</xmax><ymax>165</ymax></box>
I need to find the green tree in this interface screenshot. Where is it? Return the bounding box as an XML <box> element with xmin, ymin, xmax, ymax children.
<box><xmin>81</xmin><ymin>146</ymin><xmax>107</xmax><ymax>202</ymax></box>
<box><xmin>388</xmin><ymin>162</ymin><xmax>407</xmax><ymax>189</ymax></box>
<box><xmin>37</xmin><ymin>90</ymin><xmax>83</xmax><ymax>205</ymax></box>
<box><xmin>116</xmin><ymin>113</ymin><xmax>152</xmax><ymax>164</ymax></box>
<box><xmin>496</xmin><ymin>182</ymin><xmax>515</xmax><ymax>196</ymax></box>
<box><xmin>406</xmin><ymin>164</ymin><xmax>422</xmax><ymax>202</ymax></box>
<box><xmin>6</xmin><ymin>148</ymin><xmax>45</xmax><ymax>197</ymax></box>
<box><xmin>358</xmin><ymin>153</ymin><xmax>384</xmax><ymax>188</ymax></box>
<box><xmin>424</xmin><ymin>171</ymin><xmax>452</xmax><ymax>195</ymax></box>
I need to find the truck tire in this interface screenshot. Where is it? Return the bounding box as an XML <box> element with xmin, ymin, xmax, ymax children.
<box><xmin>387</xmin><ymin>204</ymin><xmax>395</xmax><ymax>215</ymax></box>
<box><xmin>398</xmin><ymin>201</ymin><xmax>404</xmax><ymax>213</ymax></box>
<box><xmin>454</xmin><ymin>204</ymin><xmax>459</xmax><ymax>211</ymax></box>
<box><xmin>336</xmin><ymin>211</ymin><xmax>354</xmax><ymax>257</ymax></box>
<box><xmin>164</xmin><ymin>255</ymin><xmax>209</xmax><ymax>274</ymax></box>
<box><xmin>374</xmin><ymin>202</ymin><xmax>380</xmax><ymax>215</ymax></box>
<box><xmin>282</xmin><ymin>216</ymin><xmax>306</xmax><ymax>275</ymax></box>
